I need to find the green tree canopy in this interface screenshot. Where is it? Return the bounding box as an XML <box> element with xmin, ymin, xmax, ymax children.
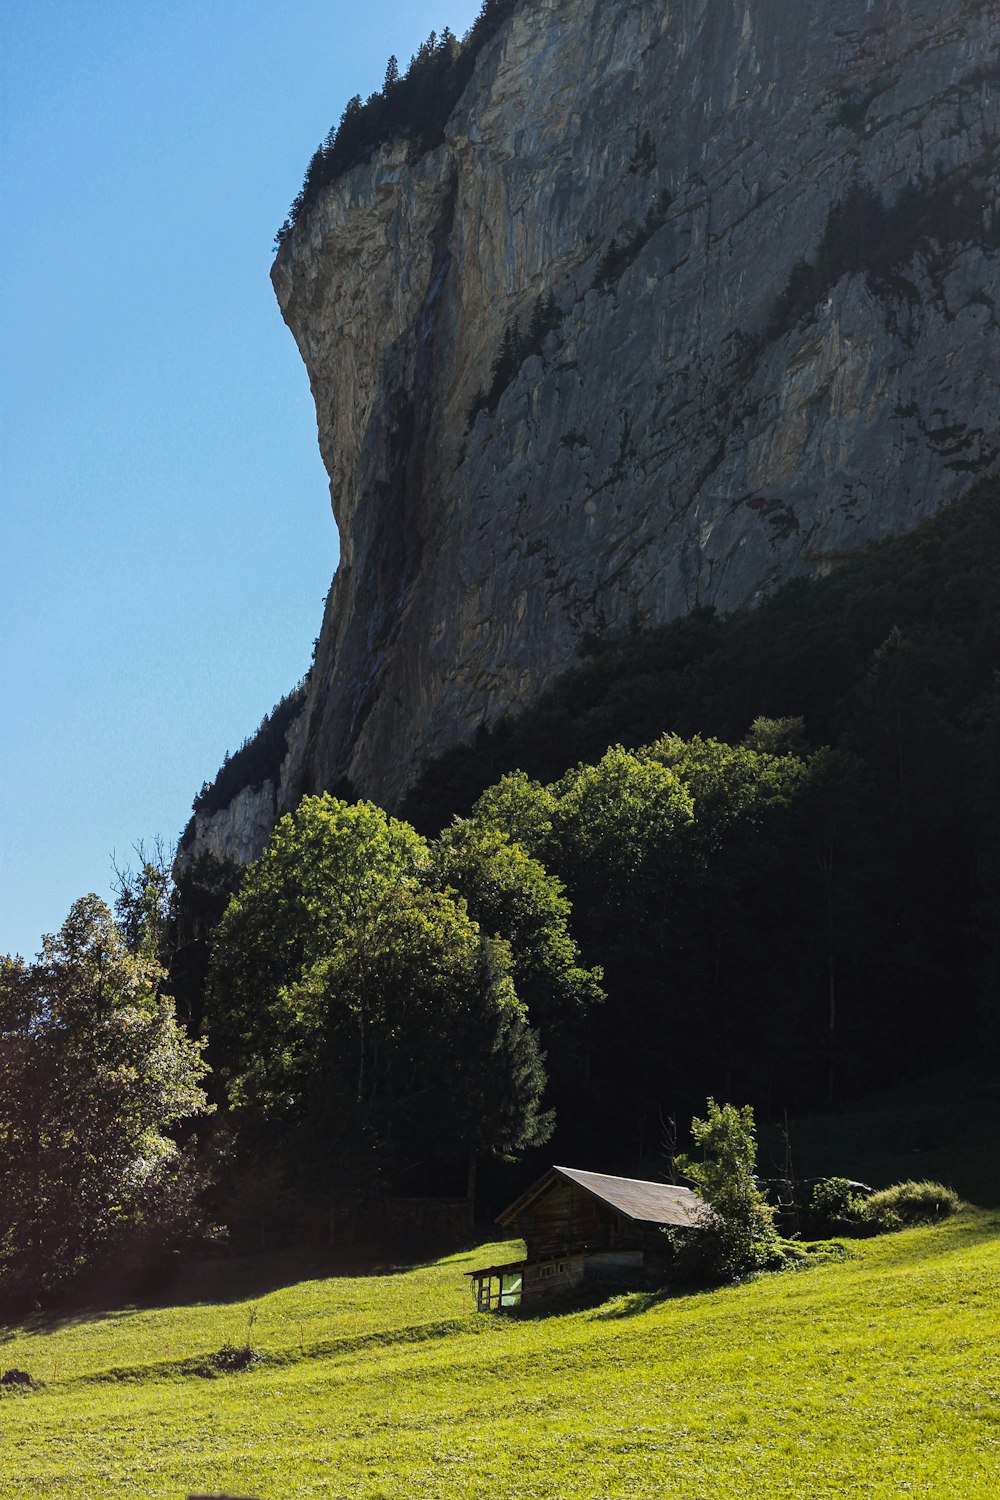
<box><xmin>207</xmin><ymin>796</ymin><xmax>552</xmax><ymax>1194</ymax></box>
<box><xmin>676</xmin><ymin>1098</ymin><xmax>779</xmax><ymax>1279</ymax></box>
<box><xmin>206</xmin><ymin>796</ymin><xmax>427</xmax><ymax>1087</ymax></box>
<box><xmin>429</xmin><ymin>819</ymin><xmax>603</xmax><ymax>1038</ymax></box>
<box><xmin>0</xmin><ymin>896</ymin><xmax>210</xmax><ymax>1305</ymax></box>
<box><xmin>463</xmin><ymin>735</ymin><xmax>838</xmax><ymax>1159</ymax></box>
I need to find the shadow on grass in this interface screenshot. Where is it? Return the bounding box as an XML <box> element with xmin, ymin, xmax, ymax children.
<box><xmin>589</xmin><ymin>1284</ymin><xmax>705</xmax><ymax>1320</ymax></box>
<box><xmin>581</xmin><ymin>1218</ymin><xmax>1000</xmax><ymax>1322</ymax></box>
<box><xmin>487</xmin><ymin>1279</ymin><xmax>704</xmax><ymax>1325</ymax></box>
<box><xmin>0</xmin><ymin>1241</ymin><xmax>470</xmax><ymax>1341</ymax></box>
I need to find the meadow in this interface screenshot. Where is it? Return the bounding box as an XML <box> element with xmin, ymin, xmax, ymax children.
<box><xmin>0</xmin><ymin>1208</ymin><xmax>997</xmax><ymax>1499</ymax></box>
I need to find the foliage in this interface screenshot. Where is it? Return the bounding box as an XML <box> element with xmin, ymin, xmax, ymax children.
<box><xmin>465</xmin><ymin>293</ymin><xmax>563</xmax><ymax>428</ymax></box>
<box><xmin>206</xmin><ymin>795</ymin><xmax>427</xmax><ymax>1078</ymax></box>
<box><xmin>198</xmin><ymin>1307</ymin><xmax>263</xmax><ymax>1375</ymax></box>
<box><xmin>402</xmin><ymin>481</ymin><xmax>1000</xmax><ymax>827</ymax></box>
<box><xmin>428</xmin><ymin>820</ymin><xmax>602</xmax><ymax>1111</ymax></box>
<box><xmin>0</xmin><ymin>897</ymin><xmax>211</xmax><ymax>1306</ymax></box>
<box><xmin>167</xmin><ymin>851</ymin><xmax>244</xmax><ymax>1035</ymax></box>
<box><xmin>457</xmin><ymin>734</ymin><xmax>840</xmax><ymax>1161</ymax></box>
<box><xmin>591</xmin><ymin>192</ymin><xmax>672</xmax><ymax>292</ymax></box>
<box><xmin>206</xmin><ymin>795</ymin><xmax>552</xmax><ymax>1194</ymax></box>
<box><xmin>733</xmin><ymin>165</ymin><xmax>1000</xmax><ymax>376</ymax></box>
<box><xmin>809</xmin><ymin>1177</ymin><xmax>867</xmax><ymax>1234</ymax></box>
<box><xmin>776</xmin><ymin>1236</ymin><xmax>851</xmax><ymax>1270</ymax></box>
<box><xmin>860</xmin><ymin>1179</ymin><xmax>963</xmax><ymax>1233</ymax></box>
<box><xmin>676</xmin><ymin>1099</ymin><xmax>780</xmax><ymax>1280</ymax></box>
<box><xmin>186</xmin><ymin>682</ymin><xmax>307</xmax><ymax>826</ymax></box>
<box><xmin>111</xmin><ymin>839</ymin><xmax>242</xmax><ymax>1039</ymax></box>
<box><xmin>0</xmin><ymin>1213</ymin><xmax>997</xmax><ymax>1496</ymax></box>
<box><xmin>111</xmin><ymin>837</ymin><xmax>173</xmax><ymax>959</ymax></box>
<box><xmin>200</xmin><ymin>1340</ymin><xmax>263</xmax><ymax>1375</ymax></box>
<box><xmin>399</xmin><ymin>482</ymin><xmax>1000</xmax><ymax>1150</ymax></box>
<box><xmin>275</xmin><ymin>2</ymin><xmax>518</xmax><ymax>249</ymax></box>
<box><xmin>756</xmin><ymin>1074</ymin><xmax>1000</xmax><ymax>1209</ymax></box>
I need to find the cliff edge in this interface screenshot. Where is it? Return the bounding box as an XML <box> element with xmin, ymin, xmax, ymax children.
<box><xmin>185</xmin><ymin>0</ymin><xmax>1000</xmax><ymax>865</ymax></box>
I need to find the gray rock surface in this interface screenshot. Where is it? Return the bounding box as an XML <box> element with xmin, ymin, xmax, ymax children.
<box><xmin>190</xmin><ymin>0</ymin><xmax>1000</xmax><ymax>862</ymax></box>
<box><xmin>181</xmin><ymin>781</ymin><xmax>279</xmax><ymax>868</ymax></box>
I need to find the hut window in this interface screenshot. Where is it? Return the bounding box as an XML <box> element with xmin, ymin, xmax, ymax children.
<box><xmin>474</xmin><ymin>1271</ymin><xmax>522</xmax><ymax>1310</ymax></box>
<box><xmin>500</xmin><ymin>1272</ymin><xmax>522</xmax><ymax>1308</ymax></box>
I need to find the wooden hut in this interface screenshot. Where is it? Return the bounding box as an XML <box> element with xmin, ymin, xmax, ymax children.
<box><xmin>467</xmin><ymin>1165</ymin><xmax>707</xmax><ymax>1311</ymax></box>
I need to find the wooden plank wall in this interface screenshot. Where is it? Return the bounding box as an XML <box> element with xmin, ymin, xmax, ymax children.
<box><xmin>516</xmin><ymin>1183</ymin><xmax>645</xmax><ymax>1260</ymax></box>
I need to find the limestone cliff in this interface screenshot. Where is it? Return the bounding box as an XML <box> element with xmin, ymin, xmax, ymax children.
<box><xmin>190</xmin><ymin>0</ymin><xmax>1000</xmax><ymax>863</ymax></box>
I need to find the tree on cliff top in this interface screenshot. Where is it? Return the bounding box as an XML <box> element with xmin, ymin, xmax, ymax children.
<box><xmin>275</xmin><ymin>2</ymin><xmax>518</xmax><ymax>249</ymax></box>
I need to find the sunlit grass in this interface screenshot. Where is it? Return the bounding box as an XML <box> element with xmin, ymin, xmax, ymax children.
<box><xmin>1</xmin><ymin>1217</ymin><xmax>998</xmax><ymax>1498</ymax></box>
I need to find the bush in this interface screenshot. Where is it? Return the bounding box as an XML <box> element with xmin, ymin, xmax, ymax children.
<box><xmin>809</xmin><ymin>1177</ymin><xmax>866</xmax><ymax>1234</ymax></box>
<box><xmin>861</xmin><ymin>1180</ymin><xmax>962</xmax><ymax>1233</ymax></box>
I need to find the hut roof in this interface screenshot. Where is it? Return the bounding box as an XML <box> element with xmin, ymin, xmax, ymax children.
<box><xmin>498</xmin><ymin>1165</ymin><xmax>707</xmax><ymax>1229</ymax></box>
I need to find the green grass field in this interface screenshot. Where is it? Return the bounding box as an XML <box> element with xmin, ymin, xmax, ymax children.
<box><xmin>1</xmin><ymin>1207</ymin><xmax>998</xmax><ymax>1499</ymax></box>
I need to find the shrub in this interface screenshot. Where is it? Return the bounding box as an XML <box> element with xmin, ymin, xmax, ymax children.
<box><xmin>809</xmin><ymin>1177</ymin><xmax>866</xmax><ymax>1234</ymax></box>
<box><xmin>861</xmin><ymin>1180</ymin><xmax>962</xmax><ymax>1233</ymax></box>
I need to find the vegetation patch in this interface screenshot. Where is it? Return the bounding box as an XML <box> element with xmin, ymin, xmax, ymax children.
<box><xmin>275</xmin><ymin>2</ymin><xmax>517</xmax><ymax>249</ymax></box>
<box><xmin>808</xmin><ymin>1177</ymin><xmax>869</xmax><ymax>1235</ymax></box>
<box><xmin>741</xmin><ymin>160</ymin><xmax>1000</xmax><ymax>370</ymax></box>
<box><xmin>465</xmin><ymin>293</ymin><xmax>562</xmax><ymax>429</ymax></box>
<box><xmin>186</xmin><ymin>681</ymin><xmax>307</xmax><ymax>827</ymax></box>
<box><xmin>392</xmin><ymin>484</ymin><xmax>1000</xmax><ymax>1144</ymax></box>
<box><xmin>776</xmin><ymin>1238</ymin><xmax>852</xmax><ymax>1269</ymax></box>
<box><xmin>861</xmin><ymin>1179</ymin><xmax>963</xmax><ymax>1233</ymax></box>
<box><xmin>192</xmin><ymin>1342</ymin><xmax>266</xmax><ymax>1378</ymax></box>
<box><xmin>591</xmin><ymin>190</ymin><xmax>673</xmax><ymax>292</ymax></box>
<box><xmin>401</xmin><ymin>481</ymin><xmax>1000</xmax><ymax>830</ymax></box>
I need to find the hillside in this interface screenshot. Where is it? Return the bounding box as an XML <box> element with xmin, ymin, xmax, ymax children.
<box><xmin>1</xmin><ymin>1209</ymin><xmax>997</xmax><ymax>1498</ymax></box>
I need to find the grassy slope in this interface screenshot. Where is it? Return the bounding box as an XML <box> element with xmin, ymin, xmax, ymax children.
<box><xmin>1</xmin><ymin>1214</ymin><xmax>999</xmax><ymax>1499</ymax></box>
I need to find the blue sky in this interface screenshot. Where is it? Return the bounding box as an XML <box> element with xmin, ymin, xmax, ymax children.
<box><xmin>1</xmin><ymin>0</ymin><xmax>483</xmax><ymax>960</ymax></box>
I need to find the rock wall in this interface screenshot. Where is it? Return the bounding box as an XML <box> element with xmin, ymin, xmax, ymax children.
<box><xmin>191</xmin><ymin>0</ymin><xmax>1000</xmax><ymax>861</ymax></box>
<box><xmin>180</xmin><ymin>780</ymin><xmax>279</xmax><ymax>868</ymax></box>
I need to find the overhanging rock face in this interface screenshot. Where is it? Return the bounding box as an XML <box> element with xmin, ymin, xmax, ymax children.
<box><xmin>191</xmin><ymin>0</ymin><xmax>1000</xmax><ymax>862</ymax></box>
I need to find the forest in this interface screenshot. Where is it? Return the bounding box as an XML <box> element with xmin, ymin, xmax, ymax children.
<box><xmin>274</xmin><ymin>0</ymin><xmax>518</xmax><ymax>249</ymax></box>
<box><xmin>3</xmin><ymin>479</ymin><xmax>998</xmax><ymax>1305</ymax></box>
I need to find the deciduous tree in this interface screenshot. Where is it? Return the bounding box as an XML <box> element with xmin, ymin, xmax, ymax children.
<box><xmin>676</xmin><ymin>1098</ymin><xmax>778</xmax><ymax>1279</ymax></box>
<box><xmin>207</xmin><ymin>796</ymin><xmax>553</xmax><ymax>1196</ymax></box>
<box><xmin>0</xmin><ymin>896</ymin><xmax>210</xmax><ymax>1305</ymax></box>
